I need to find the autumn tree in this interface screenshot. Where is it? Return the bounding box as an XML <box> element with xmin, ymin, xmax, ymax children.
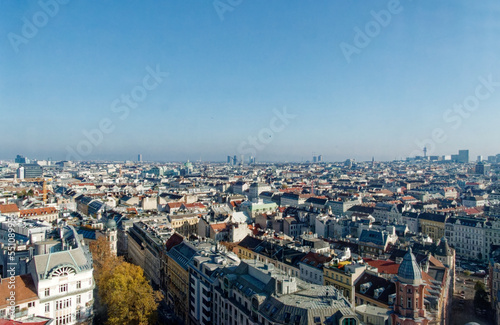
<box><xmin>101</xmin><ymin>262</ymin><xmax>162</xmax><ymax>325</ymax></box>
<box><xmin>89</xmin><ymin>236</ymin><xmax>122</xmax><ymax>285</ymax></box>
<box><xmin>89</xmin><ymin>236</ymin><xmax>162</xmax><ymax>325</ymax></box>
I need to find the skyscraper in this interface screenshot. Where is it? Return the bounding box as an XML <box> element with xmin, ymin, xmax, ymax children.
<box><xmin>138</xmin><ymin>154</ymin><xmax>143</xmax><ymax>162</ymax></box>
<box><xmin>458</xmin><ymin>150</ymin><xmax>469</xmax><ymax>163</ymax></box>
<box><xmin>15</xmin><ymin>155</ymin><xmax>29</xmax><ymax>164</ymax></box>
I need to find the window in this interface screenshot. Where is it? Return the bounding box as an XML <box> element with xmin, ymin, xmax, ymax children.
<box><xmin>45</xmin><ymin>303</ymin><xmax>50</xmax><ymax>313</ymax></box>
<box><xmin>28</xmin><ymin>302</ymin><xmax>35</xmax><ymax>308</ymax></box>
<box><xmin>45</xmin><ymin>288</ymin><xmax>50</xmax><ymax>297</ymax></box>
<box><xmin>77</xmin><ymin>295</ymin><xmax>81</xmax><ymax>304</ymax></box>
<box><xmin>76</xmin><ymin>309</ymin><xmax>81</xmax><ymax>320</ymax></box>
<box><xmin>407</xmin><ymin>297</ymin><xmax>412</xmax><ymax>308</ymax></box>
<box><xmin>55</xmin><ymin>298</ymin><xmax>72</xmax><ymax>310</ymax></box>
<box><xmin>56</xmin><ymin>314</ymin><xmax>72</xmax><ymax>325</ymax></box>
<box><xmin>59</xmin><ymin>284</ymin><xmax>68</xmax><ymax>293</ymax></box>
<box><xmin>77</xmin><ymin>281</ymin><xmax>81</xmax><ymax>289</ymax></box>
<box><xmin>342</xmin><ymin>318</ymin><xmax>356</xmax><ymax>325</ymax></box>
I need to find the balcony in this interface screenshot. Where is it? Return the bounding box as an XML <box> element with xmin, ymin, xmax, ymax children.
<box><xmin>14</xmin><ymin>309</ymin><xmax>28</xmax><ymax>318</ymax></box>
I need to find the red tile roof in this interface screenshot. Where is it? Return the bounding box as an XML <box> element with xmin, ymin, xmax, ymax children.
<box><xmin>210</xmin><ymin>223</ymin><xmax>227</xmax><ymax>232</ymax></box>
<box><xmin>183</xmin><ymin>202</ymin><xmax>206</xmax><ymax>209</ymax></box>
<box><xmin>20</xmin><ymin>207</ymin><xmax>57</xmax><ymax>217</ymax></box>
<box><xmin>364</xmin><ymin>258</ymin><xmax>443</xmax><ymax>296</ymax></box>
<box><xmin>167</xmin><ymin>202</ymin><xmax>183</xmax><ymax>208</ymax></box>
<box><xmin>165</xmin><ymin>233</ymin><xmax>184</xmax><ymax>251</ymax></box>
<box><xmin>0</xmin><ymin>274</ymin><xmax>38</xmax><ymax>309</ymax></box>
<box><xmin>300</xmin><ymin>251</ymin><xmax>332</xmax><ymax>268</ymax></box>
<box><xmin>428</xmin><ymin>255</ymin><xmax>445</xmax><ymax>268</ymax></box>
<box><xmin>0</xmin><ymin>204</ymin><xmax>19</xmax><ymax>213</ymax></box>
<box><xmin>364</xmin><ymin>258</ymin><xmax>400</xmax><ymax>275</ymax></box>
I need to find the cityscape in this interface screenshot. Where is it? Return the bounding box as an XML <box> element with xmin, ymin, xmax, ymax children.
<box><xmin>1</xmin><ymin>152</ymin><xmax>500</xmax><ymax>325</ymax></box>
<box><xmin>2</xmin><ymin>1</ymin><xmax>500</xmax><ymax>325</ymax></box>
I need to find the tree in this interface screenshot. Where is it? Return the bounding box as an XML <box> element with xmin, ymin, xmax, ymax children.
<box><xmin>89</xmin><ymin>236</ymin><xmax>162</xmax><ymax>325</ymax></box>
<box><xmin>474</xmin><ymin>281</ymin><xmax>486</xmax><ymax>292</ymax></box>
<box><xmin>101</xmin><ymin>262</ymin><xmax>162</xmax><ymax>325</ymax></box>
<box><xmin>474</xmin><ymin>280</ymin><xmax>489</xmax><ymax>312</ymax></box>
<box><xmin>89</xmin><ymin>236</ymin><xmax>122</xmax><ymax>285</ymax></box>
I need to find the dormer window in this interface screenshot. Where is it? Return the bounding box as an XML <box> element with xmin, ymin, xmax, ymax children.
<box><xmin>360</xmin><ymin>282</ymin><xmax>372</xmax><ymax>294</ymax></box>
<box><xmin>374</xmin><ymin>287</ymin><xmax>384</xmax><ymax>299</ymax></box>
<box><xmin>388</xmin><ymin>293</ymin><xmax>396</xmax><ymax>305</ymax></box>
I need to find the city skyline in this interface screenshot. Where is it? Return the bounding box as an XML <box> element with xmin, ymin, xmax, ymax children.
<box><xmin>4</xmin><ymin>148</ymin><xmax>498</xmax><ymax>164</ymax></box>
<box><xmin>2</xmin><ymin>1</ymin><xmax>500</xmax><ymax>162</ymax></box>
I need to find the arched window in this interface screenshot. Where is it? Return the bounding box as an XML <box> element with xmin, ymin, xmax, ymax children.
<box><xmin>49</xmin><ymin>266</ymin><xmax>76</xmax><ymax>277</ymax></box>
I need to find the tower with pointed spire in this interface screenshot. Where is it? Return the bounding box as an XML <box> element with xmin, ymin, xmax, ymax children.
<box><xmin>435</xmin><ymin>237</ymin><xmax>454</xmax><ymax>268</ymax></box>
<box><xmin>434</xmin><ymin>236</ymin><xmax>455</xmax><ymax>293</ymax></box>
<box><xmin>391</xmin><ymin>248</ymin><xmax>431</xmax><ymax>325</ymax></box>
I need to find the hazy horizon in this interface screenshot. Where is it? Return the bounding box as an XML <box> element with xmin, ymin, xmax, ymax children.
<box><xmin>2</xmin><ymin>1</ymin><xmax>500</xmax><ymax>162</ymax></box>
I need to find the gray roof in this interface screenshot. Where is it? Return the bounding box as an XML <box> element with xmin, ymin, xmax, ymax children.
<box><xmin>31</xmin><ymin>226</ymin><xmax>93</xmax><ymax>281</ymax></box>
<box><xmin>359</xmin><ymin>229</ymin><xmax>389</xmax><ymax>247</ymax></box>
<box><xmin>167</xmin><ymin>241</ymin><xmax>197</xmax><ymax>270</ymax></box>
<box><xmin>261</xmin><ymin>284</ymin><xmax>355</xmax><ymax>325</ymax></box>
<box><xmin>397</xmin><ymin>248</ymin><xmax>422</xmax><ymax>283</ymax></box>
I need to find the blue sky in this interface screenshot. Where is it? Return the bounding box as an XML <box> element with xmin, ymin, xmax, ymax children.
<box><xmin>1</xmin><ymin>0</ymin><xmax>500</xmax><ymax>162</ymax></box>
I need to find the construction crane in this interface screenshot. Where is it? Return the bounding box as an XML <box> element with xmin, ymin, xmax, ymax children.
<box><xmin>43</xmin><ymin>180</ymin><xmax>47</xmax><ymax>204</ymax></box>
<box><xmin>22</xmin><ymin>177</ymin><xmax>52</xmax><ymax>205</ymax></box>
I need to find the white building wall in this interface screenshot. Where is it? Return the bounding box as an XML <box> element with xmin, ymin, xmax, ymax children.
<box><xmin>299</xmin><ymin>263</ymin><xmax>323</xmax><ymax>285</ymax></box>
<box><xmin>36</xmin><ymin>269</ymin><xmax>94</xmax><ymax>324</ymax></box>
